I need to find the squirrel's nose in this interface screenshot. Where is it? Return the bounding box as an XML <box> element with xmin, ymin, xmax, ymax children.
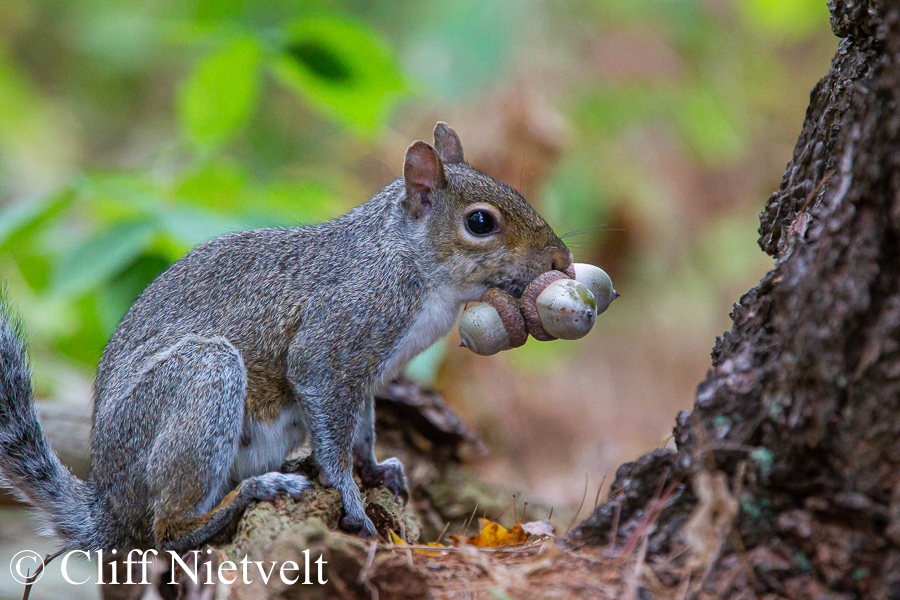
<box><xmin>550</xmin><ymin>249</ymin><xmax>573</xmax><ymax>273</ymax></box>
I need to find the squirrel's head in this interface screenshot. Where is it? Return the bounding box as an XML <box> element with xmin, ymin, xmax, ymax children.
<box><xmin>401</xmin><ymin>122</ymin><xmax>572</xmax><ymax>300</ymax></box>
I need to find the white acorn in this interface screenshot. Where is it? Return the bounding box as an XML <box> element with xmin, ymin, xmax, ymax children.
<box><xmin>458</xmin><ymin>303</ymin><xmax>511</xmax><ymax>356</ymax></box>
<box><xmin>536</xmin><ymin>279</ymin><xmax>597</xmax><ymax>340</ymax></box>
<box><xmin>573</xmin><ymin>263</ymin><xmax>618</xmax><ymax>315</ymax></box>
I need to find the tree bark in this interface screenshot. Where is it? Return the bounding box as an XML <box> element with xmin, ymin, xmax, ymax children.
<box><xmin>569</xmin><ymin>2</ymin><xmax>900</xmax><ymax>597</ymax></box>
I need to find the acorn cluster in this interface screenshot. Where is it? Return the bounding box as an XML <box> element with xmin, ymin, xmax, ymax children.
<box><xmin>459</xmin><ymin>263</ymin><xmax>617</xmax><ymax>355</ymax></box>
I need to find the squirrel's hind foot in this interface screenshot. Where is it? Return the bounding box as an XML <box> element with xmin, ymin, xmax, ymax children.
<box><xmin>358</xmin><ymin>457</ymin><xmax>409</xmax><ymax>505</ymax></box>
<box><xmin>245</xmin><ymin>472</ymin><xmax>312</xmax><ymax>502</ymax></box>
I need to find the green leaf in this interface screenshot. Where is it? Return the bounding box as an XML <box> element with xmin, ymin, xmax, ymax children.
<box><xmin>50</xmin><ymin>220</ymin><xmax>157</xmax><ymax>298</ymax></box>
<box><xmin>270</xmin><ymin>18</ymin><xmax>405</xmax><ymax>135</ymax></box>
<box><xmin>0</xmin><ymin>189</ymin><xmax>75</xmax><ymax>249</ymax></box>
<box><xmin>740</xmin><ymin>0</ymin><xmax>825</xmax><ymax>39</ymax></box>
<box><xmin>175</xmin><ymin>162</ymin><xmax>247</xmax><ymax>214</ymax></box>
<box><xmin>74</xmin><ymin>172</ymin><xmax>160</xmax><ymax>221</ymax></box>
<box><xmin>158</xmin><ymin>207</ymin><xmax>245</xmax><ymax>249</ymax></box>
<box><xmin>97</xmin><ymin>253</ymin><xmax>170</xmax><ymax>334</ymax></box>
<box><xmin>53</xmin><ymin>294</ymin><xmax>110</xmax><ymax>367</ymax></box>
<box><xmin>179</xmin><ymin>36</ymin><xmax>261</xmax><ymax>146</ymax></box>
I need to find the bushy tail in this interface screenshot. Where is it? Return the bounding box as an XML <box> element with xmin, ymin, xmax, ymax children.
<box><xmin>0</xmin><ymin>308</ymin><xmax>99</xmax><ymax>551</ymax></box>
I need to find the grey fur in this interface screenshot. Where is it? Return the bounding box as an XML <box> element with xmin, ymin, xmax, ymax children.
<box><xmin>0</xmin><ymin>308</ymin><xmax>109</xmax><ymax>550</ymax></box>
<box><xmin>0</xmin><ymin>124</ymin><xmax>571</xmax><ymax>551</ymax></box>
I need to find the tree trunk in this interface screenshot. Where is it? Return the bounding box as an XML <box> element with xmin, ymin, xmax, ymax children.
<box><xmin>568</xmin><ymin>2</ymin><xmax>900</xmax><ymax>597</ymax></box>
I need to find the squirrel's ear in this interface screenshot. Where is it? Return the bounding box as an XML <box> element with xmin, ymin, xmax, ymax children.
<box><xmin>403</xmin><ymin>141</ymin><xmax>447</xmax><ymax>219</ymax></box>
<box><xmin>433</xmin><ymin>122</ymin><xmax>465</xmax><ymax>165</ymax></box>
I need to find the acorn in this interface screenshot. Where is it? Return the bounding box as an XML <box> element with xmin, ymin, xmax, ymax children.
<box><xmin>535</xmin><ymin>279</ymin><xmax>597</xmax><ymax>340</ymax></box>
<box><xmin>458</xmin><ymin>303</ymin><xmax>510</xmax><ymax>356</ymax></box>
<box><xmin>480</xmin><ymin>288</ymin><xmax>527</xmax><ymax>347</ymax></box>
<box><xmin>458</xmin><ymin>263</ymin><xmax>616</xmax><ymax>355</ymax></box>
<box><xmin>458</xmin><ymin>288</ymin><xmax>527</xmax><ymax>356</ymax></box>
<box><xmin>519</xmin><ymin>271</ymin><xmax>570</xmax><ymax>341</ymax></box>
<box><xmin>572</xmin><ymin>263</ymin><xmax>618</xmax><ymax>315</ymax></box>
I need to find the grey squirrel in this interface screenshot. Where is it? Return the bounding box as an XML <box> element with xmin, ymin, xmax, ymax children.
<box><xmin>0</xmin><ymin>122</ymin><xmax>572</xmax><ymax>552</ymax></box>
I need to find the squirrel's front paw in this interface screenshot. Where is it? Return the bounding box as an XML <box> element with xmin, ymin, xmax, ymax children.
<box><xmin>359</xmin><ymin>458</ymin><xmax>409</xmax><ymax>504</ymax></box>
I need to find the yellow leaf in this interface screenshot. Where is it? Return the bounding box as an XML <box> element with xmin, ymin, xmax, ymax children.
<box><xmin>507</xmin><ymin>524</ymin><xmax>527</xmax><ymax>545</ymax></box>
<box><xmin>469</xmin><ymin>518</ymin><xmax>512</xmax><ymax>548</ymax></box>
<box><xmin>416</xmin><ymin>542</ymin><xmax>449</xmax><ymax>556</ymax></box>
<box><xmin>389</xmin><ymin>530</ymin><xmax>407</xmax><ymax>546</ymax></box>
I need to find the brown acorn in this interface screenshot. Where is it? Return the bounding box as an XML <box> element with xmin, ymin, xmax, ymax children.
<box><xmin>480</xmin><ymin>288</ymin><xmax>527</xmax><ymax>348</ymax></box>
<box><xmin>519</xmin><ymin>271</ymin><xmax>569</xmax><ymax>341</ymax></box>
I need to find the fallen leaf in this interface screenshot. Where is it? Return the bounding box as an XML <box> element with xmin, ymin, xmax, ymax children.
<box><xmin>389</xmin><ymin>530</ymin><xmax>407</xmax><ymax>546</ymax></box>
<box><xmin>507</xmin><ymin>524</ymin><xmax>528</xmax><ymax>545</ymax></box>
<box><xmin>419</xmin><ymin>542</ymin><xmax>450</xmax><ymax>556</ymax></box>
<box><xmin>469</xmin><ymin>519</ymin><xmax>511</xmax><ymax>547</ymax></box>
<box><xmin>521</xmin><ymin>520</ymin><xmax>556</xmax><ymax>538</ymax></box>
<box><xmin>466</xmin><ymin>518</ymin><xmax>534</xmax><ymax>547</ymax></box>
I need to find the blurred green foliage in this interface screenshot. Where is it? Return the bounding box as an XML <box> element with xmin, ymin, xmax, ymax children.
<box><xmin>0</xmin><ymin>0</ymin><xmax>835</xmax><ymax>394</ymax></box>
<box><xmin>0</xmin><ymin>1</ymin><xmax>409</xmax><ymax>391</ymax></box>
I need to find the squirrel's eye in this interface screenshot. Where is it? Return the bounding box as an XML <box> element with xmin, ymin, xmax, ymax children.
<box><xmin>465</xmin><ymin>210</ymin><xmax>496</xmax><ymax>236</ymax></box>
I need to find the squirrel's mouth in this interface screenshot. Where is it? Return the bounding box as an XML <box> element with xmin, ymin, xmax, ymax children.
<box><xmin>482</xmin><ymin>280</ymin><xmax>523</xmax><ymax>299</ymax></box>
<box><xmin>484</xmin><ymin>267</ymin><xmax>544</xmax><ymax>299</ymax></box>
<box><xmin>493</xmin><ymin>279</ymin><xmax>529</xmax><ymax>299</ymax></box>
<box><xmin>506</xmin><ymin>284</ymin><xmax>526</xmax><ymax>298</ymax></box>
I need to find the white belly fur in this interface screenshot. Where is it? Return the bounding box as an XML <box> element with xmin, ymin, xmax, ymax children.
<box><xmin>231</xmin><ymin>403</ymin><xmax>307</xmax><ymax>485</ymax></box>
<box><xmin>380</xmin><ymin>286</ymin><xmax>475</xmax><ymax>384</ymax></box>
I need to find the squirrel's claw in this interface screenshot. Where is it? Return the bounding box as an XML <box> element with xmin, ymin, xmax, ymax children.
<box><xmin>377</xmin><ymin>457</ymin><xmax>409</xmax><ymax>505</ymax></box>
<box><xmin>358</xmin><ymin>457</ymin><xmax>409</xmax><ymax>505</ymax></box>
<box><xmin>341</xmin><ymin>513</ymin><xmax>377</xmax><ymax>539</ymax></box>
